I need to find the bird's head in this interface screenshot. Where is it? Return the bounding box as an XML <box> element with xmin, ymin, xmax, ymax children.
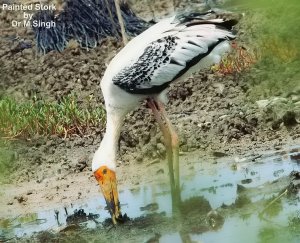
<box><xmin>92</xmin><ymin>152</ymin><xmax>121</xmax><ymax>224</ymax></box>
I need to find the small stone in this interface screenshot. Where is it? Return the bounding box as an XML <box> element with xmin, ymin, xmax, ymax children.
<box><xmin>212</xmin><ymin>82</ymin><xmax>225</xmax><ymax>95</ymax></box>
<box><xmin>256</xmin><ymin>99</ymin><xmax>270</xmax><ymax>109</ymax></box>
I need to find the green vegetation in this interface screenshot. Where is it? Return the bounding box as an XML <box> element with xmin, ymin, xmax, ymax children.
<box><xmin>0</xmin><ymin>139</ymin><xmax>14</xmax><ymax>180</ymax></box>
<box><xmin>227</xmin><ymin>0</ymin><xmax>300</xmax><ymax>101</ymax></box>
<box><xmin>245</xmin><ymin>59</ymin><xmax>300</xmax><ymax>101</ymax></box>
<box><xmin>0</xmin><ymin>94</ymin><xmax>105</xmax><ymax>139</ymax></box>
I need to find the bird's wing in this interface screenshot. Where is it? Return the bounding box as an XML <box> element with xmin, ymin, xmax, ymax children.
<box><xmin>112</xmin><ymin>11</ymin><xmax>237</xmax><ymax>94</ymax></box>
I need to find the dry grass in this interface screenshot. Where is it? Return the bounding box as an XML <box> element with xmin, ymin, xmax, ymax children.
<box><xmin>212</xmin><ymin>42</ymin><xmax>257</xmax><ymax>75</ymax></box>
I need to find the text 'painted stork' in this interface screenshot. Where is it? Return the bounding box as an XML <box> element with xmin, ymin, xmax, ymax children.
<box><xmin>92</xmin><ymin>10</ymin><xmax>238</xmax><ymax>224</ymax></box>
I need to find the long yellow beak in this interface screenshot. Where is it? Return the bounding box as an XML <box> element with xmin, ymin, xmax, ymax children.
<box><xmin>94</xmin><ymin>166</ymin><xmax>121</xmax><ymax>224</ymax></box>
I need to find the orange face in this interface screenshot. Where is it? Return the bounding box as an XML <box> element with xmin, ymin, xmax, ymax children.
<box><xmin>94</xmin><ymin>166</ymin><xmax>121</xmax><ymax>224</ymax></box>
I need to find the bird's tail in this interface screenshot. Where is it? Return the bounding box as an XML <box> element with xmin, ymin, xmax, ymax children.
<box><xmin>174</xmin><ymin>10</ymin><xmax>240</xmax><ymax>32</ymax></box>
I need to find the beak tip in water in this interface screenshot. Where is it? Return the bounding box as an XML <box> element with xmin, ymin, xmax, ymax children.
<box><xmin>94</xmin><ymin>165</ymin><xmax>126</xmax><ymax>224</ymax></box>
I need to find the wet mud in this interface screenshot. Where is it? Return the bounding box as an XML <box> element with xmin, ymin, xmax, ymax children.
<box><xmin>1</xmin><ymin>148</ymin><xmax>300</xmax><ymax>242</ymax></box>
<box><xmin>0</xmin><ymin>0</ymin><xmax>299</xmax><ymax>186</ymax></box>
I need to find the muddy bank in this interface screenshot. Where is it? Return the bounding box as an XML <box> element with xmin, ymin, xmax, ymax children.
<box><xmin>0</xmin><ymin>143</ymin><xmax>297</xmax><ymax>216</ymax></box>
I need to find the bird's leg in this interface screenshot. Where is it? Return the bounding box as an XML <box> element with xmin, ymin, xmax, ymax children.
<box><xmin>147</xmin><ymin>99</ymin><xmax>175</xmax><ymax>194</ymax></box>
<box><xmin>155</xmin><ymin>101</ymin><xmax>181</xmax><ymax>205</ymax></box>
<box><xmin>147</xmin><ymin>98</ymin><xmax>181</xmax><ymax>207</ymax></box>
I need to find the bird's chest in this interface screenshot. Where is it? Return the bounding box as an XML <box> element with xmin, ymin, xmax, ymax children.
<box><xmin>102</xmin><ymin>80</ymin><xmax>146</xmax><ymax>112</ymax></box>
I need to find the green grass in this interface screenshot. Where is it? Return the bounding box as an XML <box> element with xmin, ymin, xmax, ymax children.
<box><xmin>225</xmin><ymin>0</ymin><xmax>300</xmax><ymax>101</ymax></box>
<box><xmin>0</xmin><ymin>94</ymin><xmax>105</xmax><ymax>139</ymax></box>
<box><xmin>0</xmin><ymin>139</ymin><xmax>14</xmax><ymax>181</ymax></box>
<box><xmin>245</xmin><ymin>59</ymin><xmax>300</xmax><ymax>101</ymax></box>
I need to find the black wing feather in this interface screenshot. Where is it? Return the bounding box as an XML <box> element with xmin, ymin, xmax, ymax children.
<box><xmin>113</xmin><ymin>11</ymin><xmax>238</xmax><ymax>95</ymax></box>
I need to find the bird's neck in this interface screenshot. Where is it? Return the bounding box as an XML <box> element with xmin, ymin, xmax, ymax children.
<box><xmin>92</xmin><ymin>107</ymin><xmax>125</xmax><ymax>171</ymax></box>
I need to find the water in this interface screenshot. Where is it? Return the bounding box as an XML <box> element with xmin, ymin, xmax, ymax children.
<box><xmin>1</xmin><ymin>148</ymin><xmax>300</xmax><ymax>242</ymax></box>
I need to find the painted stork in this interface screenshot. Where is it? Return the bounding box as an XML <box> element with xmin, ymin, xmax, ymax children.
<box><xmin>92</xmin><ymin>10</ymin><xmax>238</xmax><ymax>224</ymax></box>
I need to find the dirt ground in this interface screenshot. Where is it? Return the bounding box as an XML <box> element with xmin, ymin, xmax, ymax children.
<box><xmin>0</xmin><ymin>0</ymin><xmax>300</xmax><ymax>241</ymax></box>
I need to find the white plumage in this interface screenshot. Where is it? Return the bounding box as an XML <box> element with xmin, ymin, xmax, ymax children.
<box><xmin>93</xmin><ymin>11</ymin><xmax>236</xmax><ymax>170</ymax></box>
<box><xmin>101</xmin><ymin>13</ymin><xmax>234</xmax><ymax>109</ymax></box>
<box><xmin>92</xmin><ymin>10</ymin><xmax>238</xmax><ymax>223</ymax></box>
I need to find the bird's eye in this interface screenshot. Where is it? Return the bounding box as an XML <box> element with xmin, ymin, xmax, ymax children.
<box><xmin>103</xmin><ymin>169</ymin><xmax>107</xmax><ymax>174</ymax></box>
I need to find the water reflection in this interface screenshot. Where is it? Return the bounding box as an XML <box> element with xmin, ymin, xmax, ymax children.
<box><xmin>0</xmin><ymin>149</ymin><xmax>300</xmax><ymax>242</ymax></box>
